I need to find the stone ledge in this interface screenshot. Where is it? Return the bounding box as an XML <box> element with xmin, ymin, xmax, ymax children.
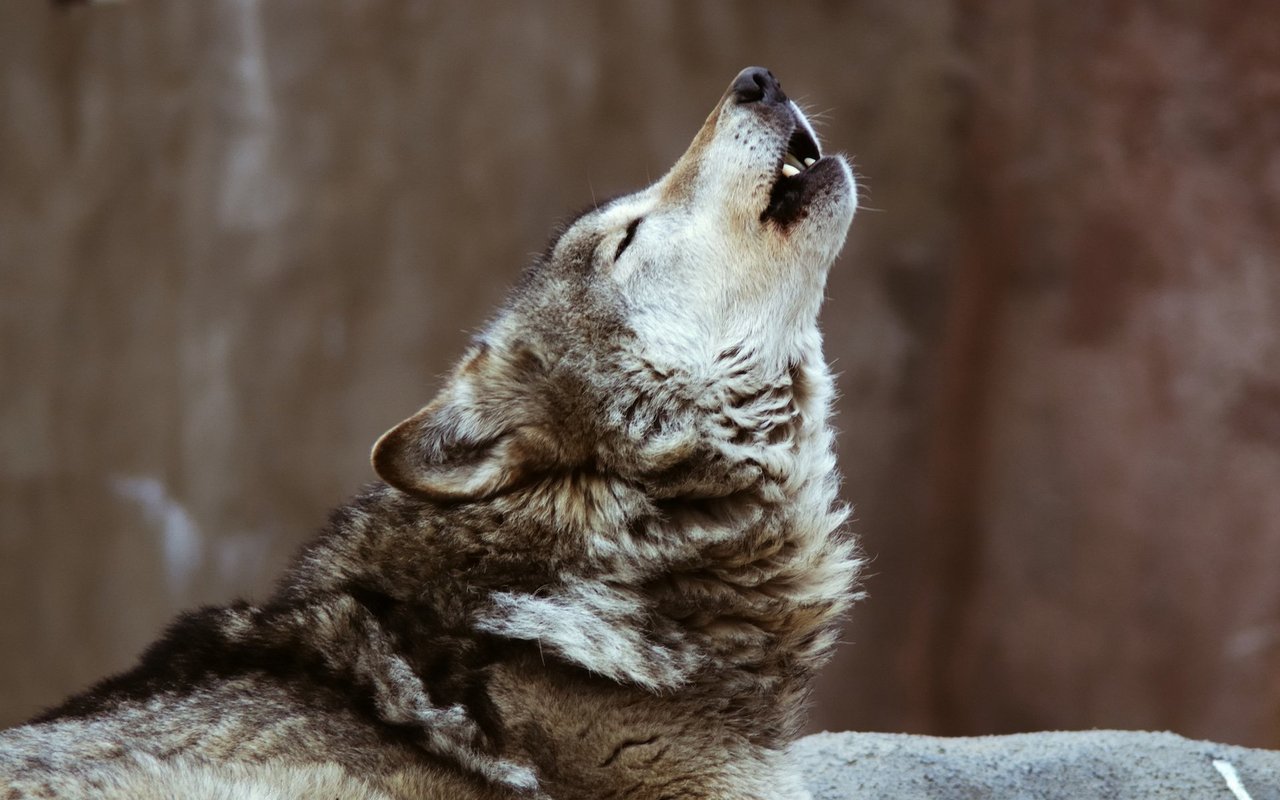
<box><xmin>794</xmin><ymin>730</ymin><xmax>1280</xmax><ymax>799</ymax></box>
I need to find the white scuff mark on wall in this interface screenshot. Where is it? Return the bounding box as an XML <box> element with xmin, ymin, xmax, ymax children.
<box><xmin>218</xmin><ymin>0</ymin><xmax>288</xmax><ymax>229</ymax></box>
<box><xmin>1213</xmin><ymin>759</ymin><xmax>1255</xmax><ymax>800</ymax></box>
<box><xmin>1225</xmin><ymin>624</ymin><xmax>1280</xmax><ymax>660</ymax></box>
<box><xmin>112</xmin><ymin>475</ymin><xmax>203</xmax><ymax>593</ymax></box>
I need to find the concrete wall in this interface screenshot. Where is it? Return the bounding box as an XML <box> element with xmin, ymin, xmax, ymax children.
<box><xmin>1</xmin><ymin>0</ymin><xmax>1277</xmax><ymax>747</ymax></box>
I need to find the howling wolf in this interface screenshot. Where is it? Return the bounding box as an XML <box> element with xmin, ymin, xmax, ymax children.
<box><xmin>0</xmin><ymin>66</ymin><xmax>859</xmax><ymax>799</ymax></box>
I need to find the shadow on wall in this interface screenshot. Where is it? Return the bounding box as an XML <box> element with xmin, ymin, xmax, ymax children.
<box><xmin>1</xmin><ymin>1</ymin><xmax>1279</xmax><ymax>747</ymax></box>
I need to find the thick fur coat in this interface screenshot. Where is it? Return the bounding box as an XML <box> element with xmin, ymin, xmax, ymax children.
<box><xmin>0</xmin><ymin>67</ymin><xmax>860</xmax><ymax>800</ymax></box>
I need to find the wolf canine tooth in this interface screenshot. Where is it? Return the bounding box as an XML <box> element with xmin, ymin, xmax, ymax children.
<box><xmin>781</xmin><ymin>163</ymin><xmax>801</xmax><ymax>178</ymax></box>
<box><xmin>803</xmin><ymin>157</ymin><xmax>816</xmax><ymax>167</ymax></box>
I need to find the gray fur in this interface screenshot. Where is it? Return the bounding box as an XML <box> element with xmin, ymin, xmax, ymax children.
<box><xmin>1</xmin><ymin>67</ymin><xmax>859</xmax><ymax>799</ymax></box>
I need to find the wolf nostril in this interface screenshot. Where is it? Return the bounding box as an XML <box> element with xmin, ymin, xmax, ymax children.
<box><xmin>730</xmin><ymin>66</ymin><xmax>785</xmax><ymax>105</ymax></box>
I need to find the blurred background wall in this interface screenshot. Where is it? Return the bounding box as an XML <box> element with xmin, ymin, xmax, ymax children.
<box><xmin>2</xmin><ymin>0</ymin><xmax>1278</xmax><ymax>747</ymax></box>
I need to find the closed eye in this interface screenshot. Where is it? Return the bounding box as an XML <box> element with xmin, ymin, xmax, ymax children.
<box><xmin>614</xmin><ymin>218</ymin><xmax>641</xmax><ymax>261</ymax></box>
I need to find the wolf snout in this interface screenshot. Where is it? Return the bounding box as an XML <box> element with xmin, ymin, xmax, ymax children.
<box><xmin>730</xmin><ymin>66</ymin><xmax>787</xmax><ymax>105</ymax></box>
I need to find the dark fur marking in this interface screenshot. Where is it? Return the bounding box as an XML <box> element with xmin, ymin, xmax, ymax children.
<box><xmin>348</xmin><ymin>584</ymin><xmax>397</xmax><ymax>621</ymax></box>
<box><xmin>599</xmin><ymin>735</ymin><xmax>660</xmax><ymax>768</ymax></box>
<box><xmin>728</xmin><ymin>388</ymin><xmax>766</xmax><ymax>410</ymax></box>
<box><xmin>641</xmin><ymin>360</ymin><xmax>668</xmax><ymax>381</ymax></box>
<box><xmin>621</xmin><ymin>393</ymin><xmax>644</xmax><ymax>426</ymax></box>
<box><xmin>716</xmin><ymin>344</ymin><xmax>743</xmax><ymax>361</ymax></box>
<box><xmin>614</xmin><ymin>218</ymin><xmax>641</xmax><ymax>262</ymax></box>
<box><xmin>459</xmin><ymin>343</ymin><xmax>491</xmax><ymax>376</ymax></box>
<box><xmin>640</xmin><ymin>742</ymin><xmax>670</xmax><ymax>766</ymax></box>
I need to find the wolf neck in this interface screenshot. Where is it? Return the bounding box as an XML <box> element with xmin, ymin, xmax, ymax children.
<box><xmin>634</xmin><ymin>285</ymin><xmax>829</xmax><ymax>385</ymax></box>
<box><xmin>475</xmin><ymin>339</ymin><xmax>857</xmax><ymax>712</ymax></box>
<box><xmin>633</xmin><ymin>344</ymin><xmax>855</xmax><ymax>669</ymax></box>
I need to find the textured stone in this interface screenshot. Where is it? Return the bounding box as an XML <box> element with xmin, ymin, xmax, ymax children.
<box><xmin>796</xmin><ymin>731</ymin><xmax>1280</xmax><ymax>800</ymax></box>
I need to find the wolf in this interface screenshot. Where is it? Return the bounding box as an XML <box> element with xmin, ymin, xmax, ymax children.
<box><xmin>0</xmin><ymin>66</ymin><xmax>859</xmax><ymax>799</ymax></box>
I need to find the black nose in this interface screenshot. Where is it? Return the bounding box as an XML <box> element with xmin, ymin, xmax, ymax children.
<box><xmin>730</xmin><ymin>66</ymin><xmax>786</xmax><ymax>105</ymax></box>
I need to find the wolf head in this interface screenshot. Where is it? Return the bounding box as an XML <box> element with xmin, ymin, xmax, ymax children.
<box><xmin>373</xmin><ymin>67</ymin><xmax>856</xmax><ymax>508</ymax></box>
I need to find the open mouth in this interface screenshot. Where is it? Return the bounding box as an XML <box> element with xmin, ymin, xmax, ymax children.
<box><xmin>780</xmin><ymin>126</ymin><xmax>821</xmax><ymax>179</ymax></box>
<box><xmin>761</xmin><ymin>124</ymin><xmax>824</xmax><ymax>227</ymax></box>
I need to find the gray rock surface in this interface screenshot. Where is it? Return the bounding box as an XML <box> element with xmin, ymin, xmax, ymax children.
<box><xmin>795</xmin><ymin>731</ymin><xmax>1280</xmax><ymax>800</ymax></box>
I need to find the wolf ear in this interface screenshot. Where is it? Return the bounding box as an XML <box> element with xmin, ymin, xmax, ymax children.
<box><xmin>371</xmin><ymin>353</ymin><xmax>551</xmax><ymax>502</ymax></box>
<box><xmin>372</xmin><ymin>395</ymin><xmax>540</xmax><ymax>502</ymax></box>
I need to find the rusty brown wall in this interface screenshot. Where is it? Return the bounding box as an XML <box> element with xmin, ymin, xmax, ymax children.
<box><xmin>915</xmin><ymin>1</ymin><xmax>1280</xmax><ymax>745</ymax></box>
<box><xmin>2</xmin><ymin>0</ymin><xmax>1278</xmax><ymax>748</ymax></box>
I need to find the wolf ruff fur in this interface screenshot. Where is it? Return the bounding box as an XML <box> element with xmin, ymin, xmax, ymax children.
<box><xmin>0</xmin><ymin>66</ymin><xmax>860</xmax><ymax>799</ymax></box>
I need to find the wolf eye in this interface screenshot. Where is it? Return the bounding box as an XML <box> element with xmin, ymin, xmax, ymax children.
<box><xmin>614</xmin><ymin>218</ymin><xmax>641</xmax><ymax>261</ymax></box>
